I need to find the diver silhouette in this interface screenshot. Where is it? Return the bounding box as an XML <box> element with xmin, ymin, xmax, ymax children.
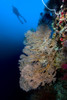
<box><xmin>12</xmin><ymin>6</ymin><xmax>27</xmax><ymax>24</ymax></box>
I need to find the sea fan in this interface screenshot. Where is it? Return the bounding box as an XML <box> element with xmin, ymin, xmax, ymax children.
<box><xmin>19</xmin><ymin>26</ymin><xmax>57</xmax><ymax>91</ymax></box>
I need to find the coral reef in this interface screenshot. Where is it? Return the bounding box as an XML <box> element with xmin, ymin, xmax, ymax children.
<box><xmin>19</xmin><ymin>0</ymin><xmax>67</xmax><ymax>93</ymax></box>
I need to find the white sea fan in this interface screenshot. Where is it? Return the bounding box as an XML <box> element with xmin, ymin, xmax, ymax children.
<box><xmin>19</xmin><ymin>25</ymin><xmax>56</xmax><ymax>91</ymax></box>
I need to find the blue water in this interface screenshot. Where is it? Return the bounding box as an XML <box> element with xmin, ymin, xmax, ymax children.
<box><xmin>0</xmin><ymin>0</ymin><xmax>48</xmax><ymax>100</ymax></box>
<box><xmin>0</xmin><ymin>0</ymin><xmax>48</xmax><ymax>58</ymax></box>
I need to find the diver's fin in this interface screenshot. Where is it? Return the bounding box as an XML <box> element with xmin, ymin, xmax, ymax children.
<box><xmin>17</xmin><ymin>16</ymin><xmax>24</xmax><ymax>24</ymax></box>
<box><xmin>20</xmin><ymin>15</ymin><xmax>27</xmax><ymax>23</ymax></box>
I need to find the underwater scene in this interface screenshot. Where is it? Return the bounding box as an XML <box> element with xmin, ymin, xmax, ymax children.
<box><xmin>0</xmin><ymin>0</ymin><xmax>67</xmax><ymax>100</ymax></box>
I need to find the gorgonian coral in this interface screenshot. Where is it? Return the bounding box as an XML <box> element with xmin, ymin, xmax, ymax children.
<box><xmin>19</xmin><ymin>26</ymin><xmax>57</xmax><ymax>91</ymax></box>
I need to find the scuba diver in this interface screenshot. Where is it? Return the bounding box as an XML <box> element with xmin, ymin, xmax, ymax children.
<box><xmin>12</xmin><ymin>6</ymin><xmax>27</xmax><ymax>24</ymax></box>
